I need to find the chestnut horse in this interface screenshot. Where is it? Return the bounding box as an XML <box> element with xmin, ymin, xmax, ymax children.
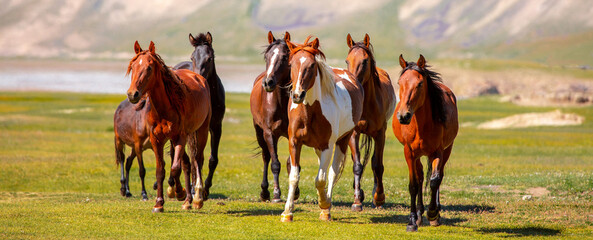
<box><xmin>114</xmin><ymin>98</ymin><xmax>151</xmax><ymax>201</ymax></box>
<box><xmin>345</xmin><ymin>34</ymin><xmax>396</xmax><ymax>211</ymax></box>
<box><xmin>127</xmin><ymin>41</ymin><xmax>211</xmax><ymax>212</ymax></box>
<box><xmin>393</xmin><ymin>55</ymin><xmax>458</xmax><ymax>231</ymax></box>
<box><xmin>250</xmin><ymin>31</ymin><xmax>295</xmax><ymax>202</ymax></box>
<box><xmin>281</xmin><ymin>36</ymin><xmax>364</xmax><ymax>222</ymax></box>
<box><xmin>173</xmin><ymin>32</ymin><xmax>225</xmax><ymax>200</ymax></box>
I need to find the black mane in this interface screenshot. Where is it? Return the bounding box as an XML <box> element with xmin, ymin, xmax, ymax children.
<box><xmin>401</xmin><ymin>62</ymin><xmax>447</xmax><ymax>124</ymax></box>
<box><xmin>191</xmin><ymin>33</ymin><xmax>211</xmax><ymax>47</ymax></box>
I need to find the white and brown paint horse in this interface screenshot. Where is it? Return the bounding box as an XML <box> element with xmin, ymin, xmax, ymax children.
<box><xmin>281</xmin><ymin>36</ymin><xmax>364</xmax><ymax>222</ymax></box>
<box><xmin>345</xmin><ymin>34</ymin><xmax>396</xmax><ymax>211</ymax></box>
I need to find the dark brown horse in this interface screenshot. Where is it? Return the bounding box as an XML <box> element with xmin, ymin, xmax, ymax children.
<box><xmin>174</xmin><ymin>32</ymin><xmax>225</xmax><ymax>200</ymax></box>
<box><xmin>345</xmin><ymin>33</ymin><xmax>396</xmax><ymax>211</ymax></box>
<box><xmin>281</xmin><ymin>36</ymin><xmax>364</xmax><ymax>222</ymax></box>
<box><xmin>127</xmin><ymin>41</ymin><xmax>211</xmax><ymax>212</ymax></box>
<box><xmin>250</xmin><ymin>31</ymin><xmax>295</xmax><ymax>203</ymax></box>
<box><xmin>114</xmin><ymin>98</ymin><xmax>151</xmax><ymax>201</ymax></box>
<box><xmin>393</xmin><ymin>55</ymin><xmax>458</xmax><ymax>231</ymax></box>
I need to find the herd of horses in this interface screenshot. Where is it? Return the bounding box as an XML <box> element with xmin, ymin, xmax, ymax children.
<box><xmin>114</xmin><ymin>31</ymin><xmax>458</xmax><ymax>232</ymax></box>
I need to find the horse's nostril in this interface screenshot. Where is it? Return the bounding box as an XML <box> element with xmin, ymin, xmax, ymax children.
<box><xmin>133</xmin><ymin>91</ymin><xmax>140</xmax><ymax>99</ymax></box>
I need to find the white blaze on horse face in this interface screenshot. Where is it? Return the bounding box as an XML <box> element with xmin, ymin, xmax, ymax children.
<box><xmin>139</xmin><ymin>59</ymin><xmax>143</xmax><ymax>65</ymax></box>
<box><xmin>266</xmin><ymin>48</ymin><xmax>280</xmax><ymax>78</ymax></box>
<box><xmin>294</xmin><ymin>56</ymin><xmax>308</xmax><ymax>94</ymax></box>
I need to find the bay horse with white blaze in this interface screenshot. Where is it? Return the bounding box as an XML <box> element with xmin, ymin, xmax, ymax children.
<box><xmin>174</xmin><ymin>32</ymin><xmax>225</xmax><ymax>200</ymax></box>
<box><xmin>250</xmin><ymin>31</ymin><xmax>298</xmax><ymax>202</ymax></box>
<box><xmin>345</xmin><ymin>33</ymin><xmax>396</xmax><ymax>211</ymax></box>
<box><xmin>393</xmin><ymin>54</ymin><xmax>458</xmax><ymax>231</ymax></box>
<box><xmin>127</xmin><ymin>41</ymin><xmax>211</xmax><ymax>212</ymax></box>
<box><xmin>281</xmin><ymin>36</ymin><xmax>364</xmax><ymax>222</ymax></box>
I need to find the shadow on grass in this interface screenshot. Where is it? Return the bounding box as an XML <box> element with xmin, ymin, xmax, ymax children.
<box><xmin>331</xmin><ymin>200</ymin><xmax>407</xmax><ymax>209</ymax></box>
<box><xmin>476</xmin><ymin>226</ymin><xmax>562</xmax><ymax>237</ymax></box>
<box><xmin>207</xmin><ymin>193</ymin><xmax>228</xmax><ymax>200</ymax></box>
<box><xmin>443</xmin><ymin>204</ymin><xmax>495</xmax><ymax>213</ymax></box>
<box><xmin>369</xmin><ymin>214</ymin><xmax>467</xmax><ymax>226</ymax></box>
<box><xmin>226</xmin><ymin>208</ymin><xmax>304</xmax><ymax>217</ymax></box>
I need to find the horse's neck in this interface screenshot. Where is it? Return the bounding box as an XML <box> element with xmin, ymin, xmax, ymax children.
<box><xmin>362</xmin><ymin>70</ymin><xmax>378</xmax><ymax>102</ymax></box>
<box><xmin>414</xmin><ymin>93</ymin><xmax>434</xmax><ymax>128</ymax></box>
<box><xmin>206</xmin><ymin>63</ymin><xmax>219</xmax><ymax>86</ymax></box>
<box><xmin>148</xmin><ymin>73</ymin><xmax>179</xmax><ymax>121</ymax></box>
<box><xmin>304</xmin><ymin>68</ymin><xmax>326</xmax><ymax>104</ymax></box>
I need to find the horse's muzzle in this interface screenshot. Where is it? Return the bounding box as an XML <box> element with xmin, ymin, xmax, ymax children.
<box><xmin>263</xmin><ymin>78</ymin><xmax>277</xmax><ymax>92</ymax></box>
<box><xmin>127</xmin><ymin>91</ymin><xmax>141</xmax><ymax>104</ymax></box>
<box><xmin>291</xmin><ymin>90</ymin><xmax>306</xmax><ymax>104</ymax></box>
<box><xmin>397</xmin><ymin>111</ymin><xmax>413</xmax><ymax>125</ymax></box>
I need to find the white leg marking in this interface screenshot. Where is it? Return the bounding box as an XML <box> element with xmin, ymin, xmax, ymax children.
<box><xmin>283</xmin><ymin>166</ymin><xmax>300</xmax><ymax>214</ymax></box>
<box><xmin>315</xmin><ymin>147</ymin><xmax>333</xmax><ymax>209</ymax></box>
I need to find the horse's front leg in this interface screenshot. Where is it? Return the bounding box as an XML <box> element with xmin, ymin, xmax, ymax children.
<box><xmin>404</xmin><ymin>147</ymin><xmax>421</xmax><ymax>231</ymax></box>
<box><xmin>372</xmin><ymin>130</ymin><xmax>386</xmax><ymax>208</ymax></box>
<box><xmin>170</xmin><ymin>136</ymin><xmax>188</xmax><ymax>207</ymax></box>
<box><xmin>150</xmin><ymin>136</ymin><xmax>166</xmax><ymax>213</ymax></box>
<box><xmin>123</xmin><ymin>150</ymin><xmax>136</xmax><ymax>197</ymax></box>
<box><xmin>314</xmin><ymin>145</ymin><xmax>334</xmax><ymax>218</ymax></box>
<box><xmin>281</xmin><ymin>138</ymin><xmax>301</xmax><ymax>222</ymax></box>
<box><xmin>134</xmin><ymin>144</ymin><xmax>148</xmax><ymax>201</ymax></box>
<box><xmin>324</xmin><ymin>137</ymin><xmax>349</xmax><ymax>220</ymax></box>
<box><xmin>190</xmin><ymin>123</ymin><xmax>210</xmax><ymax>209</ymax></box>
<box><xmin>427</xmin><ymin>146</ymin><xmax>452</xmax><ymax>226</ymax></box>
<box><xmin>348</xmin><ymin>131</ymin><xmax>364</xmax><ymax>211</ymax></box>
<box><xmin>204</xmin><ymin>122</ymin><xmax>222</xmax><ymax>200</ymax></box>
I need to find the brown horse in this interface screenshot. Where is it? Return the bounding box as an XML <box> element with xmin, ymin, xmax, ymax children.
<box><xmin>345</xmin><ymin>33</ymin><xmax>396</xmax><ymax>211</ymax></box>
<box><xmin>114</xmin><ymin>98</ymin><xmax>151</xmax><ymax>201</ymax></box>
<box><xmin>173</xmin><ymin>32</ymin><xmax>225</xmax><ymax>200</ymax></box>
<box><xmin>281</xmin><ymin>36</ymin><xmax>364</xmax><ymax>222</ymax></box>
<box><xmin>393</xmin><ymin>55</ymin><xmax>458</xmax><ymax>231</ymax></box>
<box><xmin>250</xmin><ymin>31</ymin><xmax>295</xmax><ymax>202</ymax></box>
<box><xmin>126</xmin><ymin>41</ymin><xmax>211</xmax><ymax>212</ymax></box>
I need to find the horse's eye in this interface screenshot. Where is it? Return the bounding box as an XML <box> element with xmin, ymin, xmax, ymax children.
<box><xmin>147</xmin><ymin>66</ymin><xmax>152</xmax><ymax>71</ymax></box>
<box><xmin>418</xmin><ymin>82</ymin><xmax>423</xmax><ymax>88</ymax></box>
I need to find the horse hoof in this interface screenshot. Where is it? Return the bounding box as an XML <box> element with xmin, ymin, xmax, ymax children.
<box><xmin>166</xmin><ymin>186</ymin><xmax>175</xmax><ymax>199</ymax></box>
<box><xmin>280</xmin><ymin>213</ymin><xmax>293</xmax><ymax>222</ymax></box>
<box><xmin>153</xmin><ymin>182</ymin><xmax>158</xmax><ymax>190</ymax></box>
<box><xmin>427</xmin><ymin>210</ymin><xmax>440</xmax><ymax>226</ymax></box>
<box><xmin>120</xmin><ymin>188</ymin><xmax>127</xmax><ymax>197</ymax></box>
<box><xmin>406</xmin><ymin>224</ymin><xmax>418</xmax><ymax>232</ymax></box>
<box><xmin>182</xmin><ymin>202</ymin><xmax>192</xmax><ymax>210</ymax></box>
<box><xmin>373</xmin><ymin>193</ymin><xmax>385</xmax><ymax>208</ymax></box>
<box><xmin>204</xmin><ymin>189</ymin><xmax>210</xmax><ymax>201</ymax></box>
<box><xmin>271</xmin><ymin>198</ymin><xmax>283</xmax><ymax>203</ymax></box>
<box><xmin>176</xmin><ymin>188</ymin><xmax>187</xmax><ymax>201</ymax></box>
<box><xmin>319</xmin><ymin>211</ymin><xmax>331</xmax><ymax>221</ymax></box>
<box><xmin>260</xmin><ymin>191</ymin><xmax>271</xmax><ymax>202</ymax></box>
<box><xmin>152</xmin><ymin>207</ymin><xmax>164</xmax><ymax>213</ymax></box>
<box><xmin>125</xmin><ymin>192</ymin><xmax>132</xmax><ymax>198</ymax></box>
<box><xmin>351</xmin><ymin>203</ymin><xmax>363</xmax><ymax>212</ymax></box>
<box><xmin>193</xmin><ymin>200</ymin><xmax>203</xmax><ymax>210</ymax></box>
<box><xmin>142</xmin><ymin>193</ymin><xmax>148</xmax><ymax>201</ymax></box>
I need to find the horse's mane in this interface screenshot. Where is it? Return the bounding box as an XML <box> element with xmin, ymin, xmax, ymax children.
<box><xmin>262</xmin><ymin>39</ymin><xmax>286</xmax><ymax>56</ymax></box>
<box><xmin>401</xmin><ymin>62</ymin><xmax>447</xmax><ymax>124</ymax></box>
<box><xmin>190</xmin><ymin>33</ymin><xmax>212</xmax><ymax>47</ymax></box>
<box><xmin>315</xmin><ymin>57</ymin><xmax>337</xmax><ymax>99</ymax></box>
<box><xmin>288</xmin><ymin>36</ymin><xmax>326</xmax><ymax>61</ymax></box>
<box><xmin>127</xmin><ymin>50</ymin><xmax>187</xmax><ymax>113</ymax></box>
<box><xmin>349</xmin><ymin>42</ymin><xmax>379</xmax><ymax>86</ymax></box>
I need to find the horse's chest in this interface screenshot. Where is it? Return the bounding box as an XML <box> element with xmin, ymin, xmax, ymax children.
<box><xmin>152</xmin><ymin>120</ymin><xmax>175</xmax><ymax>140</ymax></box>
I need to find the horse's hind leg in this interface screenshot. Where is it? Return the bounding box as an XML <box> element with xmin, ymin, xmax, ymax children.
<box><xmin>314</xmin><ymin>145</ymin><xmax>334</xmax><ymax>219</ymax></box>
<box><xmin>372</xmin><ymin>131</ymin><xmax>386</xmax><ymax>208</ymax></box>
<box><xmin>255</xmin><ymin>125</ymin><xmax>272</xmax><ymax>202</ymax></box>
<box><xmin>135</xmin><ymin>146</ymin><xmax>148</xmax><ymax>201</ymax></box>
<box><xmin>428</xmin><ymin>145</ymin><xmax>452</xmax><ymax>227</ymax></box>
<box><xmin>169</xmin><ymin>139</ymin><xmax>187</xmax><ymax>202</ymax></box>
<box><xmin>189</xmin><ymin>123</ymin><xmax>209</xmax><ymax>209</ymax></box>
<box><xmin>124</xmin><ymin>150</ymin><xmax>136</xmax><ymax>197</ymax></box>
<box><xmin>115</xmin><ymin>138</ymin><xmax>127</xmax><ymax>197</ymax></box>
<box><xmin>285</xmin><ymin>156</ymin><xmax>300</xmax><ymax>200</ymax></box>
<box><xmin>204</xmin><ymin>122</ymin><xmax>222</xmax><ymax>200</ymax></box>
<box><xmin>324</xmin><ymin>137</ymin><xmax>349</xmax><ymax>220</ymax></box>
<box><xmin>404</xmin><ymin>147</ymin><xmax>422</xmax><ymax>232</ymax></box>
<box><xmin>181</xmin><ymin>151</ymin><xmax>192</xmax><ymax>209</ymax></box>
<box><xmin>349</xmin><ymin>131</ymin><xmax>364</xmax><ymax>211</ymax></box>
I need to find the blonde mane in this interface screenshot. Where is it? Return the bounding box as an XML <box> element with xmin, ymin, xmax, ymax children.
<box><xmin>315</xmin><ymin>56</ymin><xmax>337</xmax><ymax>101</ymax></box>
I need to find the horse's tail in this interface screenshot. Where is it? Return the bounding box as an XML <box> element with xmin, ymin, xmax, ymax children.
<box><xmin>360</xmin><ymin>134</ymin><xmax>373</xmax><ymax>171</ymax></box>
<box><xmin>115</xmin><ymin>138</ymin><xmax>125</xmax><ymax>167</ymax></box>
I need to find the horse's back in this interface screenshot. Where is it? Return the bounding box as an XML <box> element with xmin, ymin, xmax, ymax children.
<box><xmin>114</xmin><ymin>99</ymin><xmax>149</xmax><ymax>146</ymax></box>
<box><xmin>376</xmin><ymin>67</ymin><xmax>397</xmax><ymax>120</ymax></box>
<box><xmin>250</xmin><ymin>72</ymin><xmax>265</xmax><ymax>115</ymax></box>
<box><xmin>330</xmin><ymin>68</ymin><xmax>364</xmax><ymax>135</ymax></box>
<box><xmin>436</xmin><ymin>82</ymin><xmax>459</xmax><ymax>146</ymax></box>
<box><xmin>172</xmin><ymin>69</ymin><xmax>212</xmax><ymax>128</ymax></box>
<box><xmin>173</xmin><ymin>61</ymin><xmax>192</xmax><ymax>71</ymax></box>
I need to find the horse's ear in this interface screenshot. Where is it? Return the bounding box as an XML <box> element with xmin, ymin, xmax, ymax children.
<box><xmin>310</xmin><ymin>38</ymin><xmax>319</xmax><ymax>49</ymax></box>
<box><xmin>346</xmin><ymin>33</ymin><xmax>354</xmax><ymax>48</ymax></box>
<box><xmin>286</xmin><ymin>40</ymin><xmax>296</xmax><ymax>52</ymax></box>
<box><xmin>284</xmin><ymin>31</ymin><xmax>291</xmax><ymax>42</ymax></box>
<box><xmin>417</xmin><ymin>54</ymin><xmax>426</xmax><ymax>68</ymax></box>
<box><xmin>399</xmin><ymin>54</ymin><xmax>407</xmax><ymax>69</ymax></box>
<box><xmin>206</xmin><ymin>32</ymin><xmax>213</xmax><ymax>45</ymax></box>
<box><xmin>134</xmin><ymin>41</ymin><xmax>142</xmax><ymax>54</ymax></box>
<box><xmin>267</xmin><ymin>31</ymin><xmax>275</xmax><ymax>44</ymax></box>
<box><xmin>189</xmin><ymin>33</ymin><xmax>198</xmax><ymax>47</ymax></box>
<box><xmin>363</xmin><ymin>33</ymin><xmax>370</xmax><ymax>48</ymax></box>
<box><xmin>149</xmin><ymin>41</ymin><xmax>155</xmax><ymax>55</ymax></box>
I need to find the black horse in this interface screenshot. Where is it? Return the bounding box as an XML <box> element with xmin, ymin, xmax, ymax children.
<box><xmin>174</xmin><ymin>32</ymin><xmax>225</xmax><ymax>200</ymax></box>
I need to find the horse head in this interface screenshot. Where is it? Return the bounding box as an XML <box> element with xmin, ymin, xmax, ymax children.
<box><xmin>286</xmin><ymin>36</ymin><xmax>324</xmax><ymax>104</ymax></box>
<box><xmin>127</xmin><ymin>41</ymin><xmax>160</xmax><ymax>104</ymax></box>
<box><xmin>262</xmin><ymin>31</ymin><xmax>291</xmax><ymax>92</ymax></box>
<box><xmin>396</xmin><ymin>54</ymin><xmax>428</xmax><ymax>125</ymax></box>
<box><xmin>346</xmin><ymin>33</ymin><xmax>376</xmax><ymax>84</ymax></box>
<box><xmin>189</xmin><ymin>32</ymin><xmax>215</xmax><ymax>79</ymax></box>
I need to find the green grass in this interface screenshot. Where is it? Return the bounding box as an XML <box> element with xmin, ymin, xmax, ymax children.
<box><xmin>0</xmin><ymin>91</ymin><xmax>592</xmax><ymax>239</ymax></box>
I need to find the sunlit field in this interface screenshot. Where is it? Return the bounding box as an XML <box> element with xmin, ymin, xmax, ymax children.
<box><xmin>0</xmin><ymin>91</ymin><xmax>591</xmax><ymax>239</ymax></box>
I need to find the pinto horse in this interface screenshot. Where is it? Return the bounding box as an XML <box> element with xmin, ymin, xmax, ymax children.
<box><xmin>174</xmin><ymin>32</ymin><xmax>225</xmax><ymax>200</ymax></box>
<box><xmin>393</xmin><ymin>55</ymin><xmax>458</xmax><ymax>231</ymax></box>
<box><xmin>127</xmin><ymin>41</ymin><xmax>211</xmax><ymax>212</ymax></box>
<box><xmin>345</xmin><ymin>34</ymin><xmax>396</xmax><ymax>211</ymax></box>
<box><xmin>250</xmin><ymin>31</ymin><xmax>295</xmax><ymax>202</ymax></box>
<box><xmin>281</xmin><ymin>36</ymin><xmax>364</xmax><ymax>222</ymax></box>
<box><xmin>114</xmin><ymin>98</ymin><xmax>151</xmax><ymax>201</ymax></box>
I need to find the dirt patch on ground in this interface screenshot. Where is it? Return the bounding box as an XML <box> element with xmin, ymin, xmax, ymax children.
<box><xmin>527</xmin><ymin>187</ymin><xmax>550</xmax><ymax>197</ymax></box>
<box><xmin>477</xmin><ymin>110</ymin><xmax>584</xmax><ymax>129</ymax></box>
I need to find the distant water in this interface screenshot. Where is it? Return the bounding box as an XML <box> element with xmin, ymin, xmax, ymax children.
<box><xmin>0</xmin><ymin>64</ymin><xmax>262</xmax><ymax>94</ymax></box>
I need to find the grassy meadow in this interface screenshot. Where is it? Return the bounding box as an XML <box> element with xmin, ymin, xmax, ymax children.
<box><xmin>0</xmin><ymin>91</ymin><xmax>592</xmax><ymax>239</ymax></box>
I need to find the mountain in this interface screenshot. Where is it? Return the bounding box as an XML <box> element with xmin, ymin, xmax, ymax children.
<box><xmin>0</xmin><ymin>0</ymin><xmax>592</xmax><ymax>65</ymax></box>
